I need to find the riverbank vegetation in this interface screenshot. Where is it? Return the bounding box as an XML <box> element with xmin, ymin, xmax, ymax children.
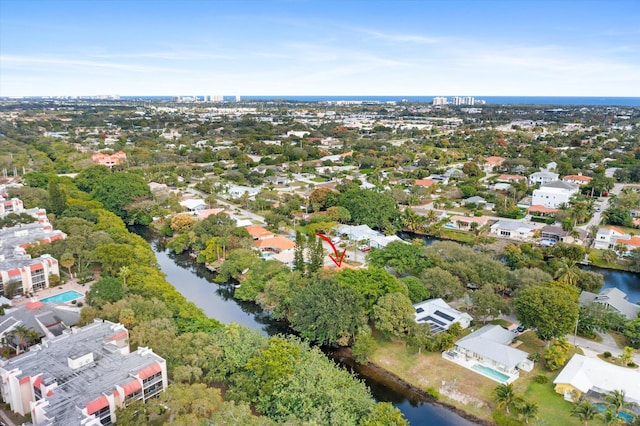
<box><xmin>15</xmin><ymin>169</ymin><xmax>407</xmax><ymax>423</ymax></box>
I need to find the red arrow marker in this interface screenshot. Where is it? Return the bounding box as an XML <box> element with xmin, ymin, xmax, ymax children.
<box><xmin>316</xmin><ymin>233</ymin><xmax>347</xmax><ymax>268</ymax></box>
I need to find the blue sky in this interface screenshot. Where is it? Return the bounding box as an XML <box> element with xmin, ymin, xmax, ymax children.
<box><xmin>1</xmin><ymin>0</ymin><xmax>639</xmax><ymax>96</ymax></box>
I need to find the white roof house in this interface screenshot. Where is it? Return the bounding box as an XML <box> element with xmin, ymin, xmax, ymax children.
<box><xmin>335</xmin><ymin>224</ymin><xmax>381</xmax><ymax>241</ymax></box>
<box><xmin>553</xmin><ymin>354</ymin><xmax>640</xmax><ymax>404</ymax></box>
<box><xmin>454</xmin><ymin>325</ymin><xmax>533</xmax><ymax>375</ymax></box>
<box><xmin>179</xmin><ymin>198</ymin><xmax>207</xmax><ymax>212</ymax></box>
<box><xmin>531</xmin><ymin>181</ymin><xmax>580</xmax><ymax>209</ymax></box>
<box><xmin>490</xmin><ymin>220</ymin><xmax>535</xmax><ymax>241</ymax></box>
<box><xmin>529</xmin><ymin>170</ymin><xmax>559</xmax><ymax>185</ymax></box>
<box><xmin>413</xmin><ymin>298</ymin><xmax>472</xmax><ymax>333</ymax></box>
<box><xmin>579</xmin><ymin>288</ymin><xmax>640</xmax><ymax>320</ymax></box>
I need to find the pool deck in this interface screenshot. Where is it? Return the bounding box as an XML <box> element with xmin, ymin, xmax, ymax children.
<box><xmin>442</xmin><ymin>350</ymin><xmax>519</xmax><ymax>384</ymax></box>
<box><xmin>11</xmin><ymin>278</ymin><xmax>93</xmax><ymax>307</ymax></box>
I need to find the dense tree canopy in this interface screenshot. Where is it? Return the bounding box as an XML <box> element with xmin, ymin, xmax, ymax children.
<box><xmin>91</xmin><ymin>172</ymin><xmax>151</xmax><ymax>224</ymax></box>
<box><xmin>515</xmin><ymin>285</ymin><xmax>579</xmax><ymax>341</ymax></box>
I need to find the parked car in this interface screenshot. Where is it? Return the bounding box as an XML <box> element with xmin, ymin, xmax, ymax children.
<box><xmin>358</xmin><ymin>245</ymin><xmax>371</xmax><ymax>252</ymax></box>
<box><xmin>516</xmin><ymin>325</ymin><xmax>526</xmax><ymax>333</ymax></box>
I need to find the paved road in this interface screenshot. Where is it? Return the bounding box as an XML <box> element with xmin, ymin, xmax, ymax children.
<box><xmin>184</xmin><ymin>187</ymin><xmax>267</xmax><ymax>224</ymax></box>
<box><xmin>578</xmin><ymin>183</ymin><xmax>625</xmax><ymax>232</ymax></box>
<box><xmin>568</xmin><ymin>332</ymin><xmax>640</xmax><ymax>365</ymax></box>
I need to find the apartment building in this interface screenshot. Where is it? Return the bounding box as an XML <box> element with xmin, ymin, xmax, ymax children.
<box><xmin>0</xmin><ymin>320</ymin><xmax>167</xmax><ymax>425</ymax></box>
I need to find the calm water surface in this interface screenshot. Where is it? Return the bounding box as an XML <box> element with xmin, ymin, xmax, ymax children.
<box><xmin>137</xmin><ymin>230</ymin><xmax>475</xmax><ymax>426</ymax></box>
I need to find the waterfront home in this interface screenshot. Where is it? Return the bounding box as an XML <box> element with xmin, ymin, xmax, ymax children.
<box><xmin>579</xmin><ymin>288</ymin><xmax>640</xmax><ymax>320</ymax></box>
<box><xmin>245</xmin><ymin>225</ymin><xmax>275</xmax><ymax>241</ymax></box>
<box><xmin>554</xmin><ymin>354</ymin><xmax>640</xmax><ymax>404</ymax></box>
<box><xmin>443</xmin><ymin>325</ymin><xmax>533</xmax><ymax>384</ymax></box>
<box><xmin>593</xmin><ymin>226</ymin><xmax>640</xmax><ymax>253</ymax></box>
<box><xmin>413</xmin><ymin>298</ymin><xmax>472</xmax><ymax>333</ymax></box>
<box><xmin>254</xmin><ymin>236</ymin><xmax>296</xmax><ymax>254</ymax></box>
<box><xmin>490</xmin><ymin>220</ymin><xmax>535</xmax><ymax>241</ymax></box>
<box><xmin>447</xmin><ymin>215</ymin><xmax>490</xmax><ymax>231</ymax></box>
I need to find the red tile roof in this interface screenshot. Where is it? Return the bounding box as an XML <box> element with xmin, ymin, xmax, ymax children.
<box><xmin>86</xmin><ymin>396</ymin><xmax>109</xmax><ymax>415</ymax></box>
<box><xmin>121</xmin><ymin>380</ymin><xmax>142</xmax><ymax>396</ymax></box>
<box><xmin>138</xmin><ymin>362</ymin><xmax>162</xmax><ymax>380</ymax></box>
<box><xmin>414</xmin><ymin>179</ymin><xmax>437</xmax><ymax>187</ymax></box>
<box><xmin>254</xmin><ymin>236</ymin><xmax>296</xmax><ymax>251</ymax></box>
<box><xmin>245</xmin><ymin>225</ymin><xmax>274</xmax><ymax>239</ymax></box>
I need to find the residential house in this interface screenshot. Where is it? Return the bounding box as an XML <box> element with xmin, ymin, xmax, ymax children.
<box><xmin>254</xmin><ymin>236</ymin><xmax>296</xmax><ymax>254</ymax></box>
<box><xmin>445</xmin><ymin>325</ymin><xmax>533</xmax><ymax>382</ymax></box>
<box><xmin>497</xmin><ymin>174</ymin><xmax>527</xmax><ymax>183</ymax></box>
<box><xmin>593</xmin><ymin>226</ymin><xmax>634</xmax><ymax>251</ymax></box>
<box><xmin>447</xmin><ymin>215</ymin><xmax>490</xmax><ymax>231</ymax></box>
<box><xmin>413</xmin><ymin>298</ymin><xmax>472</xmax><ymax>333</ymax></box>
<box><xmin>490</xmin><ymin>220</ymin><xmax>535</xmax><ymax>241</ymax></box>
<box><xmin>553</xmin><ymin>354</ymin><xmax>640</xmax><ymax>404</ymax></box>
<box><xmin>91</xmin><ymin>151</ymin><xmax>126</xmax><ymax>168</ymax></box>
<box><xmin>529</xmin><ymin>205</ymin><xmax>558</xmax><ymax>216</ymax></box>
<box><xmin>562</xmin><ymin>174</ymin><xmax>593</xmax><ymax>186</ymax></box>
<box><xmin>531</xmin><ymin>181</ymin><xmax>579</xmax><ymax>208</ymax></box>
<box><xmin>246</xmin><ymin>225</ymin><xmax>275</xmax><ymax>241</ymax></box>
<box><xmin>426</xmin><ymin>174</ymin><xmax>450</xmax><ymax>185</ymax></box>
<box><xmin>482</xmin><ymin>156</ymin><xmax>506</xmax><ymax>172</ymax></box>
<box><xmin>0</xmin><ymin>320</ymin><xmax>167</xmax><ymax>425</ymax></box>
<box><xmin>179</xmin><ymin>198</ymin><xmax>207</xmax><ymax>213</ymax></box>
<box><xmin>335</xmin><ymin>224</ymin><xmax>381</xmax><ymax>242</ymax></box>
<box><xmin>529</xmin><ymin>171</ymin><xmax>559</xmax><ymax>186</ymax></box>
<box><xmin>579</xmin><ymin>288</ymin><xmax>640</xmax><ymax>320</ymax></box>
<box><xmin>462</xmin><ymin>196</ymin><xmax>487</xmax><ymax>207</ymax></box>
<box><xmin>413</xmin><ymin>179</ymin><xmax>437</xmax><ymax>188</ymax></box>
<box><xmin>540</xmin><ymin>225</ymin><xmax>586</xmax><ymax>246</ymax></box>
<box><xmin>368</xmin><ymin>234</ymin><xmax>404</xmax><ymax>249</ymax></box>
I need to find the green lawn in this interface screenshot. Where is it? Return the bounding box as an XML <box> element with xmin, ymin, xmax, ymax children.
<box><xmin>368</xmin><ymin>331</ymin><xmax>593</xmax><ymax>425</ymax></box>
<box><xmin>523</xmin><ymin>379</ymin><xmax>582</xmax><ymax>426</ymax></box>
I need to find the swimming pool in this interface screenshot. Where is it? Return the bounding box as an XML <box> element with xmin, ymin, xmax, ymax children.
<box><xmin>40</xmin><ymin>290</ymin><xmax>84</xmax><ymax>304</ymax></box>
<box><xmin>471</xmin><ymin>364</ymin><xmax>511</xmax><ymax>383</ymax></box>
<box><xmin>594</xmin><ymin>404</ymin><xmax>634</xmax><ymax>423</ymax></box>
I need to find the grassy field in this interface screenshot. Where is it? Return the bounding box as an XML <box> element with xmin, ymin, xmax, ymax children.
<box><xmin>370</xmin><ymin>331</ymin><xmax>587</xmax><ymax>426</ymax></box>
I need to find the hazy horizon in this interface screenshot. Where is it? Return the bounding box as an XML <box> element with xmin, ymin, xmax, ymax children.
<box><xmin>1</xmin><ymin>0</ymin><xmax>639</xmax><ymax>97</ymax></box>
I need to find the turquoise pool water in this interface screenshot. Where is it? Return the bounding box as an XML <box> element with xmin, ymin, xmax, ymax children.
<box><xmin>594</xmin><ymin>404</ymin><xmax>634</xmax><ymax>423</ymax></box>
<box><xmin>40</xmin><ymin>290</ymin><xmax>84</xmax><ymax>304</ymax></box>
<box><xmin>471</xmin><ymin>364</ymin><xmax>510</xmax><ymax>383</ymax></box>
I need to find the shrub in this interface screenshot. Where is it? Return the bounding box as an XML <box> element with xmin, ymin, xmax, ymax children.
<box><xmin>77</xmin><ymin>302</ymin><xmax>83</xmax><ymax>307</ymax></box>
<box><xmin>71</xmin><ymin>300</ymin><xmax>77</xmax><ymax>304</ymax></box>
<box><xmin>533</xmin><ymin>374</ymin><xmax>548</xmax><ymax>384</ymax></box>
<box><xmin>628</xmin><ymin>362</ymin><xmax>637</xmax><ymax>368</ymax></box>
<box><xmin>527</xmin><ymin>352</ymin><xmax>540</xmax><ymax>362</ymax></box>
<box><xmin>424</xmin><ymin>387</ymin><xmax>441</xmax><ymax>399</ymax></box>
<box><xmin>603</xmin><ymin>351</ymin><xmax>612</xmax><ymax>358</ymax></box>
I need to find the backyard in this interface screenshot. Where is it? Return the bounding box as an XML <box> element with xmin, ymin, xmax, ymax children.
<box><xmin>370</xmin><ymin>331</ymin><xmax>587</xmax><ymax>425</ymax></box>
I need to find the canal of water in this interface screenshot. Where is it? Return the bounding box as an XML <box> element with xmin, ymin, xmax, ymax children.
<box><xmin>137</xmin><ymin>229</ymin><xmax>639</xmax><ymax>425</ymax></box>
<box><xmin>139</xmin><ymin>231</ymin><xmax>476</xmax><ymax>426</ymax></box>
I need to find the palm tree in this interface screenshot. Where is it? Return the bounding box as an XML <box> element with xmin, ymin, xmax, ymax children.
<box><xmin>554</xmin><ymin>259</ymin><xmax>580</xmax><ymax>286</ymax></box>
<box><xmin>493</xmin><ymin>383</ymin><xmax>517</xmax><ymax>415</ymax></box>
<box><xmin>118</xmin><ymin>265</ymin><xmax>131</xmax><ymax>292</ymax></box>
<box><xmin>571</xmin><ymin>400</ymin><xmax>599</xmax><ymax>426</ymax></box>
<box><xmin>9</xmin><ymin>325</ymin><xmax>40</xmax><ymax>354</ymax></box>
<box><xmin>603</xmin><ymin>389</ymin><xmax>630</xmax><ymax>417</ymax></box>
<box><xmin>599</xmin><ymin>407</ymin><xmax>623</xmax><ymax>425</ymax></box>
<box><xmin>517</xmin><ymin>400</ymin><xmax>538</xmax><ymax>425</ymax></box>
<box><xmin>426</xmin><ymin>209</ymin><xmax>438</xmax><ymax>223</ymax></box>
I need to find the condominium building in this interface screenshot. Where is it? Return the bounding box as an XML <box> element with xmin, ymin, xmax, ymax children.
<box><xmin>0</xmin><ymin>210</ymin><xmax>65</xmax><ymax>297</ymax></box>
<box><xmin>0</xmin><ymin>320</ymin><xmax>167</xmax><ymax>425</ymax></box>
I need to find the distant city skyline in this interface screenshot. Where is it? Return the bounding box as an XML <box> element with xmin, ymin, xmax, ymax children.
<box><xmin>1</xmin><ymin>0</ymin><xmax>639</xmax><ymax>97</ymax></box>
